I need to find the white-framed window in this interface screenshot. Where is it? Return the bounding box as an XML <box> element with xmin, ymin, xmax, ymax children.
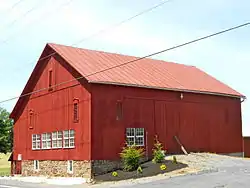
<box><xmin>52</xmin><ymin>131</ymin><xmax>63</xmax><ymax>149</ymax></box>
<box><xmin>34</xmin><ymin>160</ymin><xmax>39</xmax><ymax>171</ymax></box>
<box><xmin>42</xmin><ymin>133</ymin><xmax>51</xmax><ymax>149</ymax></box>
<box><xmin>32</xmin><ymin>134</ymin><xmax>41</xmax><ymax>150</ymax></box>
<box><xmin>67</xmin><ymin>160</ymin><xmax>73</xmax><ymax>174</ymax></box>
<box><xmin>63</xmin><ymin>130</ymin><xmax>75</xmax><ymax>148</ymax></box>
<box><xmin>126</xmin><ymin>128</ymin><xmax>145</xmax><ymax>146</ymax></box>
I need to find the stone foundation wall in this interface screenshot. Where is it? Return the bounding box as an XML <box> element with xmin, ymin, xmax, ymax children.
<box><xmin>92</xmin><ymin>160</ymin><xmax>122</xmax><ymax>175</ymax></box>
<box><xmin>21</xmin><ymin>159</ymin><xmax>148</xmax><ymax>178</ymax></box>
<box><xmin>22</xmin><ymin>160</ymin><xmax>91</xmax><ymax>178</ymax></box>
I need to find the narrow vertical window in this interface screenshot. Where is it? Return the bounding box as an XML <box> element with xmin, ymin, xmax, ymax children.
<box><xmin>116</xmin><ymin>101</ymin><xmax>123</xmax><ymax>120</ymax></box>
<box><xmin>67</xmin><ymin>160</ymin><xmax>73</xmax><ymax>174</ymax></box>
<box><xmin>73</xmin><ymin>99</ymin><xmax>79</xmax><ymax>123</ymax></box>
<box><xmin>34</xmin><ymin>160</ymin><xmax>39</xmax><ymax>171</ymax></box>
<box><xmin>48</xmin><ymin>70</ymin><xmax>53</xmax><ymax>91</ymax></box>
<box><xmin>29</xmin><ymin>110</ymin><xmax>34</xmax><ymax>128</ymax></box>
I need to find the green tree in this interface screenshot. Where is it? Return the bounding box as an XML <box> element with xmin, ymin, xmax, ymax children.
<box><xmin>0</xmin><ymin>107</ymin><xmax>13</xmax><ymax>153</ymax></box>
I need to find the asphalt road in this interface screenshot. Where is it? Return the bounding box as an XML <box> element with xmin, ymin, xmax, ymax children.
<box><xmin>1</xmin><ymin>156</ymin><xmax>250</xmax><ymax>188</ymax></box>
<box><xmin>118</xmin><ymin>156</ymin><xmax>250</xmax><ymax>188</ymax></box>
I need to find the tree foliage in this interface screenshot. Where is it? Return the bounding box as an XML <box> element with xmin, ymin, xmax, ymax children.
<box><xmin>0</xmin><ymin>107</ymin><xmax>13</xmax><ymax>154</ymax></box>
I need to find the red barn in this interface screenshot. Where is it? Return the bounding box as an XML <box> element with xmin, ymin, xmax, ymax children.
<box><xmin>10</xmin><ymin>43</ymin><xmax>245</xmax><ymax>178</ymax></box>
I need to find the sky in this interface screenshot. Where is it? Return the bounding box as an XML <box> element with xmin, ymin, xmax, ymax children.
<box><xmin>0</xmin><ymin>0</ymin><xmax>249</xmax><ymax>135</ymax></box>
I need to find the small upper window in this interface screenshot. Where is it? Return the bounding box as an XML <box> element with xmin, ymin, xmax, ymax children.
<box><xmin>48</xmin><ymin>70</ymin><xmax>53</xmax><ymax>91</ymax></box>
<box><xmin>116</xmin><ymin>101</ymin><xmax>123</xmax><ymax>121</ymax></box>
<box><xmin>29</xmin><ymin>110</ymin><xmax>34</xmax><ymax>128</ymax></box>
<box><xmin>73</xmin><ymin>99</ymin><xmax>79</xmax><ymax>123</ymax></box>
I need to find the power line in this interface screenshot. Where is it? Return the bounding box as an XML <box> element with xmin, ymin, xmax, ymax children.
<box><xmin>8</xmin><ymin>0</ymin><xmax>25</xmax><ymax>11</ymax></box>
<box><xmin>1</xmin><ymin>0</ymin><xmax>75</xmax><ymax>45</ymax></box>
<box><xmin>0</xmin><ymin>1</ymin><xmax>45</xmax><ymax>33</ymax></box>
<box><xmin>0</xmin><ymin>21</ymin><xmax>249</xmax><ymax>104</ymax></box>
<box><xmin>2</xmin><ymin>0</ymin><xmax>171</xmax><ymax>71</ymax></box>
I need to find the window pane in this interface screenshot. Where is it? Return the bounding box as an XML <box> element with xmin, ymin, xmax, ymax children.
<box><xmin>135</xmin><ymin>137</ymin><xmax>144</xmax><ymax>146</ymax></box>
<box><xmin>126</xmin><ymin>128</ymin><xmax>135</xmax><ymax>137</ymax></box>
<box><xmin>52</xmin><ymin>140</ymin><xmax>57</xmax><ymax>148</ymax></box>
<box><xmin>37</xmin><ymin>135</ymin><xmax>41</xmax><ymax>140</ymax></box>
<box><xmin>47</xmin><ymin>133</ymin><xmax>51</xmax><ymax>140</ymax></box>
<box><xmin>126</xmin><ymin>137</ymin><xmax>135</xmax><ymax>146</ymax></box>
<box><xmin>57</xmin><ymin>140</ymin><xmax>62</xmax><ymax>148</ymax></box>
<box><xmin>64</xmin><ymin>139</ymin><xmax>69</xmax><ymax>147</ymax></box>
<box><xmin>69</xmin><ymin>130</ymin><xmax>75</xmax><ymax>137</ymax></box>
<box><xmin>58</xmin><ymin>131</ymin><xmax>62</xmax><ymax>139</ymax></box>
<box><xmin>32</xmin><ymin>142</ymin><xmax>36</xmax><ymax>148</ymax></box>
<box><xmin>42</xmin><ymin>141</ymin><xmax>46</xmax><ymax>148</ymax></box>
<box><xmin>136</xmin><ymin>128</ymin><xmax>144</xmax><ymax>136</ymax></box>
<box><xmin>32</xmin><ymin>135</ymin><xmax>36</xmax><ymax>141</ymax></box>
<box><xmin>36</xmin><ymin>141</ymin><xmax>41</xmax><ymax>149</ymax></box>
<box><xmin>47</xmin><ymin>141</ymin><xmax>51</xmax><ymax>148</ymax></box>
<box><xmin>63</xmin><ymin>131</ymin><xmax>69</xmax><ymax>138</ymax></box>
<box><xmin>69</xmin><ymin>138</ymin><xmax>75</xmax><ymax>147</ymax></box>
<box><xmin>42</xmin><ymin>134</ymin><xmax>46</xmax><ymax>140</ymax></box>
<box><xmin>52</xmin><ymin>132</ymin><xmax>57</xmax><ymax>139</ymax></box>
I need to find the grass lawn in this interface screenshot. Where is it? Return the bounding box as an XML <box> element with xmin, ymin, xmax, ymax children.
<box><xmin>0</xmin><ymin>153</ymin><xmax>11</xmax><ymax>176</ymax></box>
<box><xmin>95</xmin><ymin>159</ymin><xmax>187</xmax><ymax>182</ymax></box>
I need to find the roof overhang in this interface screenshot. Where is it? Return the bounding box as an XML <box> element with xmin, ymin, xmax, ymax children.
<box><xmin>88</xmin><ymin>80</ymin><xmax>246</xmax><ymax>100</ymax></box>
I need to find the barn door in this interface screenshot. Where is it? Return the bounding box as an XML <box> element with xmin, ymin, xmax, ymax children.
<box><xmin>154</xmin><ymin>101</ymin><xmax>180</xmax><ymax>153</ymax></box>
<box><xmin>123</xmin><ymin>97</ymin><xmax>154</xmax><ymax>158</ymax></box>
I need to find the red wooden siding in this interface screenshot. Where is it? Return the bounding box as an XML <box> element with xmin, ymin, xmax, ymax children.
<box><xmin>13</xmin><ymin>56</ymin><xmax>91</xmax><ymax>161</ymax></box>
<box><xmin>91</xmin><ymin>84</ymin><xmax>243</xmax><ymax>160</ymax></box>
<box><xmin>243</xmin><ymin>137</ymin><xmax>250</xmax><ymax>157</ymax></box>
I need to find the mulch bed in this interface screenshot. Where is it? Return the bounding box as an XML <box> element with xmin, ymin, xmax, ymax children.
<box><xmin>94</xmin><ymin>160</ymin><xmax>188</xmax><ymax>182</ymax></box>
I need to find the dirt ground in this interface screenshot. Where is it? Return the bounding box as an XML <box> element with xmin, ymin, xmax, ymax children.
<box><xmin>95</xmin><ymin>159</ymin><xmax>187</xmax><ymax>182</ymax></box>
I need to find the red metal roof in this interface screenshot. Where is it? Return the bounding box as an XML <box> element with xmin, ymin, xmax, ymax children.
<box><xmin>49</xmin><ymin>43</ymin><xmax>244</xmax><ymax>98</ymax></box>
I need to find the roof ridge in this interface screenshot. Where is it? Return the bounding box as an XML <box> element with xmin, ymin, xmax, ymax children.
<box><xmin>48</xmin><ymin>42</ymin><xmax>194</xmax><ymax>68</ymax></box>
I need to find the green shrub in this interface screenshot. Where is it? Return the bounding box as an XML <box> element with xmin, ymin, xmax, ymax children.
<box><xmin>152</xmin><ymin>135</ymin><xmax>165</xmax><ymax>163</ymax></box>
<box><xmin>120</xmin><ymin>144</ymin><xmax>144</xmax><ymax>171</ymax></box>
<box><xmin>172</xmin><ymin>156</ymin><xmax>177</xmax><ymax>164</ymax></box>
<box><xmin>137</xmin><ymin>166</ymin><xmax>143</xmax><ymax>174</ymax></box>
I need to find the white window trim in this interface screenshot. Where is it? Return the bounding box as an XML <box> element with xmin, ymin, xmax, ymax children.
<box><xmin>32</xmin><ymin>134</ymin><xmax>41</xmax><ymax>150</ymax></box>
<box><xmin>126</xmin><ymin>128</ymin><xmax>145</xmax><ymax>146</ymax></box>
<box><xmin>42</xmin><ymin>133</ymin><xmax>51</xmax><ymax>149</ymax></box>
<box><xmin>34</xmin><ymin>160</ymin><xmax>39</xmax><ymax>171</ymax></box>
<box><xmin>63</xmin><ymin>130</ymin><xmax>75</xmax><ymax>148</ymax></box>
<box><xmin>52</xmin><ymin>131</ymin><xmax>63</xmax><ymax>149</ymax></box>
<box><xmin>67</xmin><ymin>160</ymin><xmax>73</xmax><ymax>174</ymax></box>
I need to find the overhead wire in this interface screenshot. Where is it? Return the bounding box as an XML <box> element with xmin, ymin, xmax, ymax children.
<box><xmin>2</xmin><ymin>0</ymin><xmax>172</xmax><ymax>71</ymax></box>
<box><xmin>7</xmin><ymin>0</ymin><xmax>25</xmax><ymax>11</ymax></box>
<box><xmin>1</xmin><ymin>0</ymin><xmax>75</xmax><ymax>45</ymax></box>
<box><xmin>0</xmin><ymin>0</ymin><xmax>47</xmax><ymax>33</ymax></box>
<box><xmin>0</xmin><ymin>21</ymin><xmax>249</xmax><ymax>104</ymax></box>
